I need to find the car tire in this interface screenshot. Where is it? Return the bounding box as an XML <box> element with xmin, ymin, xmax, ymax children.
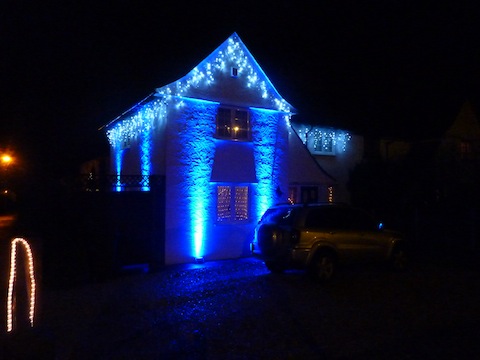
<box><xmin>265</xmin><ymin>261</ymin><xmax>285</xmax><ymax>273</ymax></box>
<box><xmin>389</xmin><ymin>245</ymin><xmax>407</xmax><ymax>271</ymax></box>
<box><xmin>310</xmin><ymin>250</ymin><xmax>336</xmax><ymax>282</ymax></box>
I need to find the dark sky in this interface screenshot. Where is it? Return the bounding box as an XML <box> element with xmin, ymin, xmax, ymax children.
<box><xmin>1</xmin><ymin>0</ymin><xmax>479</xmax><ymax>174</ymax></box>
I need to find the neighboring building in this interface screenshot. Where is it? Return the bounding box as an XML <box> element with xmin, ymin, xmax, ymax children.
<box><xmin>101</xmin><ymin>33</ymin><xmax>347</xmax><ymax>265</ymax></box>
<box><xmin>438</xmin><ymin>100</ymin><xmax>480</xmax><ymax>161</ymax></box>
<box><xmin>291</xmin><ymin>123</ymin><xmax>362</xmax><ymax>203</ymax></box>
<box><xmin>378</xmin><ymin>138</ymin><xmax>411</xmax><ymax>162</ymax></box>
<box><xmin>436</xmin><ymin>100</ymin><xmax>480</xmax><ymax>202</ymax></box>
<box><xmin>360</xmin><ymin>100</ymin><xmax>480</xmax><ymax>208</ymax></box>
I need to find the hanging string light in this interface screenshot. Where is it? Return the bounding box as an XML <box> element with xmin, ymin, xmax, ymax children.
<box><xmin>107</xmin><ymin>33</ymin><xmax>293</xmax><ymax>147</ymax></box>
<box><xmin>295</xmin><ymin>125</ymin><xmax>352</xmax><ymax>153</ymax></box>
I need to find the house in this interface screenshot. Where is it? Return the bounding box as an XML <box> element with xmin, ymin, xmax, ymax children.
<box><xmin>347</xmin><ymin>100</ymin><xmax>480</xmax><ymax>249</ymax></box>
<box><xmin>436</xmin><ymin>100</ymin><xmax>480</xmax><ymax>203</ymax></box>
<box><xmin>102</xmin><ymin>33</ymin><xmax>338</xmax><ymax>265</ymax></box>
<box><xmin>291</xmin><ymin>123</ymin><xmax>362</xmax><ymax>203</ymax></box>
<box><xmin>377</xmin><ymin>100</ymin><xmax>480</xmax><ymax>203</ymax></box>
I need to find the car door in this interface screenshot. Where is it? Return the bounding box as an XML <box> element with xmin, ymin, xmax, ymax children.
<box><xmin>301</xmin><ymin>207</ymin><xmax>338</xmax><ymax>248</ymax></box>
<box><xmin>339</xmin><ymin>208</ymin><xmax>387</xmax><ymax>262</ymax></box>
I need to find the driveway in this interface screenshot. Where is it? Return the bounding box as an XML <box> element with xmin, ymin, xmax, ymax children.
<box><xmin>2</xmin><ymin>255</ymin><xmax>480</xmax><ymax>359</ymax></box>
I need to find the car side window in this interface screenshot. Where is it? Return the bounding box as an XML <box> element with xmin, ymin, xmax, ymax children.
<box><xmin>305</xmin><ymin>209</ymin><xmax>325</xmax><ymax>229</ymax></box>
<box><xmin>303</xmin><ymin>206</ymin><xmax>379</xmax><ymax>231</ymax></box>
<box><xmin>261</xmin><ymin>207</ymin><xmax>296</xmax><ymax>225</ymax></box>
<box><xmin>347</xmin><ymin>209</ymin><xmax>378</xmax><ymax>231</ymax></box>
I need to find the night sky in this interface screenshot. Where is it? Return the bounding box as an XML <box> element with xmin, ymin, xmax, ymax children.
<box><xmin>1</xmin><ymin>0</ymin><xmax>479</xmax><ymax>174</ymax></box>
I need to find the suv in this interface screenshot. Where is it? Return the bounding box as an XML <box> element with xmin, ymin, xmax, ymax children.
<box><xmin>251</xmin><ymin>203</ymin><xmax>407</xmax><ymax>281</ymax></box>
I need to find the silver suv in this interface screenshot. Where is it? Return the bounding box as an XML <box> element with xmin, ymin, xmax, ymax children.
<box><xmin>251</xmin><ymin>203</ymin><xmax>407</xmax><ymax>281</ymax></box>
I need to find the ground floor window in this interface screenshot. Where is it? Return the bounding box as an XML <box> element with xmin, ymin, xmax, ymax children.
<box><xmin>288</xmin><ymin>184</ymin><xmax>334</xmax><ymax>204</ymax></box>
<box><xmin>300</xmin><ymin>186</ymin><xmax>319</xmax><ymax>204</ymax></box>
<box><xmin>217</xmin><ymin>185</ymin><xmax>249</xmax><ymax>222</ymax></box>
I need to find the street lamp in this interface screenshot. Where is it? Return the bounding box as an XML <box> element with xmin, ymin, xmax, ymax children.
<box><xmin>0</xmin><ymin>151</ymin><xmax>15</xmax><ymax>193</ymax></box>
<box><xmin>1</xmin><ymin>154</ymin><xmax>13</xmax><ymax>166</ymax></box>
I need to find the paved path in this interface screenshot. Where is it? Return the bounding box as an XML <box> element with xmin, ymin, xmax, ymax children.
<box><xmin>2</xmin><ymin>256</ymin><xmax>480</xmax><ymax>359</ymax></box>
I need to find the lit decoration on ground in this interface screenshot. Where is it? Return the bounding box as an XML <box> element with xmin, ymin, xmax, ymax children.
<box><xmin>6</xmin><ymin>238</ymin><xmax>36</xmax><ymax>333</ymax></box>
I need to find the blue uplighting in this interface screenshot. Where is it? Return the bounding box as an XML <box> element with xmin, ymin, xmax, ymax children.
<box><xmin>115</xmin><ymin>149</ymin><xmax>123</xmax><ymax>192</ymax></box>
<box><xmin>175</xmin><ymin>98</ymin><xmax>218</xmax><ymax>260</ymax></box>
<box><xmin>251</xmin><ymin>107</ymin><xmax>287</xmax><ymax>220</ymax></box>
<box><xmin>140</xmin><ymin>130</ymin><xmax>152</xmax><ymax>191</ymax></box>
<box><xmin>105</xmin><ymin>33</ymin><xmax>294</xmax><ymax>264</ymax></box>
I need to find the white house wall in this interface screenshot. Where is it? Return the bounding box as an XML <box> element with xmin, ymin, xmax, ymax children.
<box><xmin>290</xmin><ymin>123</ymin><xmax>364</xmax><ymax>203</ymax></box>
<box><xmin>163</xmin><ymin>99</ymin><xmax>289</xmax><ymax>265</ymax></box>
<box><xmin>105</xmin><ymin>33</ymin><xmax>294</xmax><ymax>265</ymax></box>
<box><xmin>312</xmin><ymin>133</ymin><xmax>363</xmax><ymax>203</ymax></box>
<box><xmin>288</xmin><ymin>128</ymin><xmax>337</xmax><ymax>203</ymax></box>
<box><xmin>164</xmin><ymin>98</ymin><xmax>218</xmax><ymax>264</ymax></box>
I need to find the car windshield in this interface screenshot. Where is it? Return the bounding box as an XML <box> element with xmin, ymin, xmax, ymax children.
<box><xmin>260</xmin><ymin>207</ymin><xmax>297</xmax><ymax>225</ymax></box>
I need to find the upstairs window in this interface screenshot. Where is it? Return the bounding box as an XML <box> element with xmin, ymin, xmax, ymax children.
<box><xmin>459</xmin><ymin>141</ymin><xmax>472</xmax><ymax>160</ymax></box>
<box><xmin>312</xmin><ymin>133</ymin><xmax>335</xmax><ymax>155</ymax></box>
<box><xmin>216</xmin><ymin>107</ymin><xmax>250</xmax><ymax>141</ymax></box>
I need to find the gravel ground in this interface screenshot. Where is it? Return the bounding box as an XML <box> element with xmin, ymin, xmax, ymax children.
<box><xmin>2</xmin><ymin>256</ymin><xmax>480</xmax><ymax>359</ymax></box>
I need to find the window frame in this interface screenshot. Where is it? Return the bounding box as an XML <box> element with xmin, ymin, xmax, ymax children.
<box><xmin>311</xmin><ymin>133</ymin><xmax>335</xmax><ymax>155</ymax></box>
<box><xmin>215</xmin><ymin>106</ymin><xmax>251</xmax><ymax>141</ymax></box>
<box><xmin>216</xmin><ymin>184</ymin><xmax>250</xmax><ymax>223</ymax></box>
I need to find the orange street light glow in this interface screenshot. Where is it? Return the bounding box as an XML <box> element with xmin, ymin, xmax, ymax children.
<box><xmin>1</xmin><ymin>154</ymin><xmax>13</xmax><ymax>165</ymax></box>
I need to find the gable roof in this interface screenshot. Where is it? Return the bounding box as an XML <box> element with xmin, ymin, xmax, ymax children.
<box><xmin>445</xmin><ymin>100</ymin><xmax>480</xmax><ymax>140</ymax></box>
<box><xmin>155</xmin><ymin>32</ymin><xmax>294</xmax><ymax>113</ymax></box>
<box><xmin>102</xmin><ymin>33</ymin><xmax>295</xmax><ymax>145</ymax></box>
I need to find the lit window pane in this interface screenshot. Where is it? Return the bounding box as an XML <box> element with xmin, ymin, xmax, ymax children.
<box><xmin>233</xmin><ymin>110</ymin><xmax>249</xmax><ymax>140</ymax></box>
<box><xmin>215</xmin><ymin>108</ymin><xmax>250</xmax><ymax>140</ymax></box>
<box><xmin>324</xmin><ymin>137</ymin><xmax>333</xmax><ymax>152</ymax></box>
<box><xmin>234</xmin><ymin>186</ymin><xmax>248</xmax><ymax>221</ymax></box>
<box><xmin>216</xmin><ymin>108</ymin><xmax>231</xmax><ymax>138</ymax></box>
<box><xmin>312</xmin><ymin>131</ymin><xmax>334</xmax><ymax>154</ymax></box>
<box><xmin>217</xmin><ymin>186</ymin><xmax>231</xmax><ymax>221</ymax></box>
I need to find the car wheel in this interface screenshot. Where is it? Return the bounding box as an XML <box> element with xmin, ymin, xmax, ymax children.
<box><xmin>310</xmin><ymin>251</ymin><xmax>336</xmax><ymax>282</ymax></box>
<box><xmin>265</xmin><ymin>261</ymin><xmax>285</xmax><ymax>273</ymax></box>
<box><xmin>390</xmin><ymin>246</ymin><xmax>407</xmax><ymax>271</ymax></box>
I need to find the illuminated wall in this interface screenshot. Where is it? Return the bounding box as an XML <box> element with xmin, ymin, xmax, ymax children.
<box><xmin>104</xmin><ymin>33</ymin><xmax>293</xmax><ymax>264</ymax></box>
<box><xmin>251</xmin><ymin>108</ymin><xmax>289</xmax><ymax>220</ymax></box>
<box><xmin>164</xmin><ymin>98</ymin><xmax>218</xmax><ymax>263</ymax></box>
